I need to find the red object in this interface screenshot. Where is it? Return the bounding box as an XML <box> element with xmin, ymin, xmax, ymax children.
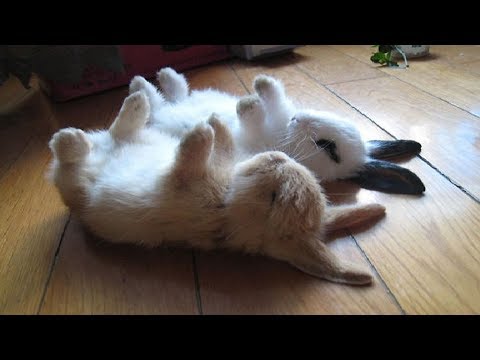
<box><xmin>44</xmin><ymin>45</ymin><xmax>232</xmax><ymax>102</ymax></box>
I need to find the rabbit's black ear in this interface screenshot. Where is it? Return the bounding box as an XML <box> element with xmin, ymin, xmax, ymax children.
<box><xmin>348</xmin><ymin>160</ymin><xmax>425</xmax><ymax>195</ymax></box>
<box><xmin>366</xmin><ymin>140</ymin><xmax>421</xmax><ymax>161</ymax></box>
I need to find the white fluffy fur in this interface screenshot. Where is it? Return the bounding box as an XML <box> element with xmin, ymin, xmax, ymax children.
<box><xmin>48</xmin><ymin>90</ymin><xmax>386</xmax><ymax>285</ymax></box>
<box><xmin>129</xmin><ymin>69</ymin><xmax>367</xmax><ymax>180</ymax></box>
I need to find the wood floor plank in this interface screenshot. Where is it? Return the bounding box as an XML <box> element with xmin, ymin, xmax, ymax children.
<box><xmin>458</xmin><ymin>60</ymin><xmax>480</xmax><ymax>76</ymax></box>
<box><xmin>328</xmin><ymin>45</ymin><xmax>375</xmax><ymax>65</ymax></box>
<box><xmin>231</xmin><ymin>60</ymin><xmax>480</xmax><ymax>314</ymax></box>
<box><xmin>0</xmin><ymin>137</ymin><xmax>69</xmax><ymax>314</ymax></box>
<box><xmin>185</xmin><ymin>62</ymin><xmax>248</xmax><ymax>96</ymax></box>
<box><xmin>1</xmin><ymin>83</ymin><xmax>54</xmax><ymax>180</ymax></box>
<box><xmin>0</xmin><ymin>116</ymin><xmax>32</xmax><ymax>180</ymax></box>
<box><xmin>53</xmin><ymin>86</ymin><xmax>129</xmax><ymax>130</ymax></box>
<box><xmin>428</xmin><ymin>45</ymin><xmax>480</xmax><ymax>65</ymax></box>
<box><xmin>378</xmin><ymin>60</ymin><xmax>480</xmax><ymax>117</ymax></box>
<box><xmin>294</xmin><ymin>46</ymin><xmax>386</xmax><ymax>85</ymax></box>
<box><xmin>39</xmin><ymin>219</ymin><xmax>198</xmax><ymax>314</ymax></box>
<box><xmin>328</xmin><ymin>76</ymin><xmax>480</xmax><ymax>200</ymax></box>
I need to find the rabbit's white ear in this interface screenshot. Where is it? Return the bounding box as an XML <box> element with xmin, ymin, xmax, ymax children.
<box><xmin>349</xmin><ymin>159</ymin><xmax>426</xmax><ymax>195</ymax></box>
<box><xmin>366</xmin><ymin>139</ymin><xmax>421</xmax><ymax>161</ymax></box>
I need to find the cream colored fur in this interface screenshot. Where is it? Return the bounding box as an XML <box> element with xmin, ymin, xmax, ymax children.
<box><xmin>48</xmin><ymin>91</ymin><xmax>386</xmax><ymax>285</ymax></box>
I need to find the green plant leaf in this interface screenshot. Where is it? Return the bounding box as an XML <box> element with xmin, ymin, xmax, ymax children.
<box><xmin>371</xmin><ymin>45</ymin><xmax>401</xmax><ymax>67</ymax></box>
<box><xmin>371</xmin><ymin>52</ymin><xmax>388</xmax><ymax>64</ymax></box>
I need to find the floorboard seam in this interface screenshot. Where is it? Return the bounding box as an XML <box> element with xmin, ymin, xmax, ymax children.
<box><xmin>37</xmin><ymin>214</ymin><xmax>71</xmax><ymax>314</ymax></box>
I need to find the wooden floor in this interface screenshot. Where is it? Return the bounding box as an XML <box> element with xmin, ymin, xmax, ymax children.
<box><xmin>1</xmin><ymin>45</ymin><xmax>480</xmax><ymax>314</ymax></box>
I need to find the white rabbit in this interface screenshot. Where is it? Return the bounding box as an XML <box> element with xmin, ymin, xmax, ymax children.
<box><xmin>130</xmin><ymin>67</ymin><xmax>425</xmax><ymax>195</ymax></box>
<box><xmin>48</xmin><ymin>90</ymin><xmax>387</xmax><ymax>285</ymax></box>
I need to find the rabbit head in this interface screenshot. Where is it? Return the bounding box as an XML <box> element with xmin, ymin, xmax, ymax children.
<box><xmin>283</xmin><ymin>109</ymin><xmax>367</xmax><ymax>181</ymax></box>
<box><xmin>223</xmin><ymin>150</ymin><xmax>387</xmax><ymax>285</ymax></box>
<box><xmin>225</xmin><ymin>151</ymin><xmax>326</xmax><ymax>252</ymax></box>
<box><xmin>283</xmin><ymin>109</ymin><xmax>425</xmax><ymax>194</ymax></box>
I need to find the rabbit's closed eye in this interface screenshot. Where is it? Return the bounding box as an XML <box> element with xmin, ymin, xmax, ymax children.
<box><xmin>270</xmin><ymin>191</ymin><xmax>277</xmax><ymax>205</ymax></box>
<box><xmin>315</xmin><ymin>139</ymin><xmax>340</xmax><ymax>163</ymax></box>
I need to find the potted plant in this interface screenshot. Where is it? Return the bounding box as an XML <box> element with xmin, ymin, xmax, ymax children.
<box><xmin>370</xmin><ymin>45</ymin><xmax>430</xmax><ymax>67</ymax></box>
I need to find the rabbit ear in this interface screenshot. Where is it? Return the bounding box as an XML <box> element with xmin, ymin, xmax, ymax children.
<box><xmin>285</xmin><ymin>241</ymin><xmax>373</xmax><ymax>285</ymax></box>
<box><xmin>348</xmin><ymin>159</ymin><xmax>426</xmax><ymax>195</ymax></box>
<box><xmin>366</xmin><ymin>140</ymin><xmax>421</xmax><ymax>161</ymax></box>
<box><xmin>324</xmin><ymin>203</ymin><xmax>386</xmax><ymax>234</ymax></box>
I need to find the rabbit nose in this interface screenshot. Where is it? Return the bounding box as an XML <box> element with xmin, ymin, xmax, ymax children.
<box><xmin>290</xmin><ymin>116</ymin><xmax>298</xmax><ymax>124</ymax></box>
<box><xmin>291</xmin><ymin>116</ymin><xmax>310</xmax><ymax>130</ymax></box>
<box><xmin>266</xmin><ymin>151</ymin><xmax>288</xmax><ymax>164</ymax></box>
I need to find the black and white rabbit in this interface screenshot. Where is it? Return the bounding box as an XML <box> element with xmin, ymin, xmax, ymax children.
<box><xmin>129</xmin><ymin>68</ymin><xmax>425</xmax><ymax>195</ymax></box>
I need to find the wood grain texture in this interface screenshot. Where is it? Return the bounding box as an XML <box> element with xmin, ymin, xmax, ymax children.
<box><xmin>458</xmin><ymin>60</ymin><xmax>480</xmax><ymax>76</ymax></box>
<box><xmin>378</xmin><ymin>60</ymin><xmax>480</xmax><ymax>117</ymax></box>
<box><xmin>232</xmin><ymin>59</ymin><xmax>480</xmax><ymax>314</ymax></box>
<box><xmin>328</xmin><ymin>45</ymin><xmax>374</xmax><ymax>65</ymax></box>
<box><xmin>40</xmin><ymin>219</ymin><xmax>198</xmax><ymax>314</ymax></box>
<box><xmin>328</xmin><ymin>76</ymin><xmax>480</xmax><ymax>200</ymax></box>
<box><xmin>428</xmin><ymin>45</ymin><xmax>480</xmax><ymax>65</ymax></box>
<box><xmin>0</xmin><ymin>117</ymin><xmax>32</xmax><ymax>180</ymax></box>
<box><xmin>0</xmin><ymin>137</ymin><xmax>69</xmax><ymax>314</ymax></box>
<box><xmin>185</xmin><ymin>62</ymin><xmax>248</xmax><ymax>96</ymax></box>
<box><xmin>54</xmin><ymin>86</ymin><xmax>129</xmax><ymax>130</ymax></box>
<box><xmin>1</xmin><ymin>86</ymin><xmax>54</xmax><ymax>180</ymax></box>
<box><xmin>294</xmin><ymin>46</ymin><xmax>386</xmax><ymax>85</ymax></box>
